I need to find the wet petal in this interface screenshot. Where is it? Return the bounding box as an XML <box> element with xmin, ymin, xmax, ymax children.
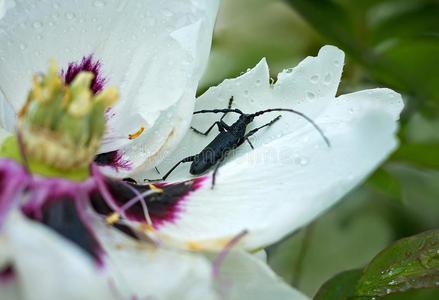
<box><xmin>0</xmin><ymin>0</ymin><xmax>219</xmax><ymax>176</ymax></box>
<box><xmin>212</xmin><ymin>251</ymin><xmax>309</xmax><ymax>300</ymax></box>
<box><xmin>145</xmin><ymin>46</ymin><xmax>345</xmax><ymax>181</ymax></box>
<box><xmin>141</xmin><ymin>47</ymin><xmax>403</xmax><ymax>250</ymax></box>
<box><xmin>94</xmin><ymin>221</ymin><xmax>218</xmax><ymax>300</ymax></box>
<box><xmin>1</xmin><ymin>212</ymin><xmax>113</xmax><ymax>300</ymax></box>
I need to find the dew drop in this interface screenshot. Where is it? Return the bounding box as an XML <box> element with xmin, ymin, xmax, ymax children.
<box><xmin>324</xmin><ymin>73</ymin><xmax>332</xmax><ymax>85</ymax></box>
<box><xmin>255</xmin><ymin>79</ymin><xmax>261</xmax><ymax>86</ymax></box>
<box><xmin>94</xmin><ymin>0</ymin><xmax>105</xmax><ymax>7</ymax></box>
<box><xmin>307</xmin><ymin>92</ymin><xmax>315</xmax><ymax>100</ymax></box>
<box><xmin>243</xmin><ymin>90</ymin><xmax>249</xmax><ymax>96</ymax></box>
<box><xmin>334</xmin><ymin>60</ymin><xmax>340</xmax><ymax>66</ymax></box>
<box><xmin>310</xmin><ymin>75</ymin><xmax>319</xmax><ymax>84</ymax></box>
<box><xmin>32</xmin><ymin>21</ymin><xmax>43</xmax><ymax>29</ymax></box>
<box><xmin>65</xmin><ymin>12</ymin><xmax>76</xmax><ymax>20</ymax></box>
<box><xmin>19</xmin><ymin>43</ymin><xmax>27</xmax><ymax>50</ymax></box>
<box><xmin>295</xmin><ymin>156</ymin><xmax>309</xmax><ymax>166</ymax></box>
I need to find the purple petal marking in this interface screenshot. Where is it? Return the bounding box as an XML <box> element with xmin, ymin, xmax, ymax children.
<box><xmin>90</xmin><ymin>173</ymin><xmax>208</xmax><ymax>230</ymax></box>
<box><xmin>62</xmin><ymin>55</ymin><xmax>107</xmax><ymax>95</ymax></box>
<box><xmin>0</xmin><ymin>159</ymin><xmax>29</xmax><ymax>228</ymax></box>
<box><xmin>94</xmin><ymin>150</ymin><xmax>132</xmax><ymax>171</ymax></box>
<box><xmin>21</xmin><ymin>177</ymin><xmax>104</xmax><ymax>265</ymax></box>
<box><xmin>0</xmin><ymin>264</ymin><xmax>15</xmax><ymax>284</ymax></box>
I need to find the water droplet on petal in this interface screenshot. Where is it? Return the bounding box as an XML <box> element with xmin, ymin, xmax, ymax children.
<box><xmin>334</xmin><ymin>60</ymin><xmax>340</xmax><ymax>66</ymax></box>
<box><xmin>295</xmin><ymin>156</ymin><xmax>309</xmax><ymax>166</ymax></box>
<box><xmin>32</xmin><ymin>21</ymin><xmax>43</xmax><ymax>29</ymax></box>
<box><xmin>307</xmin><ymin>92</ymin><xmax>315</xmax><ymax>100</ymax></box>
<box><xmin>324</xmin><ymin>73</ymin><xmax>332</xmax><ymax>85</ymax></box>
<box><xmin>310</xmin><ymin>75</ymin><xmax>319</xmax><ymax>84</ymax></box>
<box><xmin>66</xmin><ymin>12</ymin><xmax>76</xmax><ymax>20</ymax></box>
<box><xmin>94</xmin><ymin>0</ymin><xmax>105</xmax><ymax>7</ymax></box>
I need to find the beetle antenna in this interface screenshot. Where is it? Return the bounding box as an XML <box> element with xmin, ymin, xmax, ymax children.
<box><xmin>251</xmin><ymin>108</ymin><xmax>330</xmax><ymax>147</ymax></box>
<box><xmin>194</xmin><ymin>108</ymin><xmax>244</xmax><ymax>115</ymax></box>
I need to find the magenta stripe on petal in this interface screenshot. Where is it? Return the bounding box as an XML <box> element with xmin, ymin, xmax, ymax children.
<box><xmin>62</xmin><ymin>55</ymin><xmax>107</xmax><ymax>95</ymax></box>
<box><xmin>90</xmin><ymin>176</ymin><xmax>208</xmax><ymax>230</ymax></box>
<box><xmin>0</xmin><ymin>264</ymin><xmax>15</xmax><ymax>284</ymax></box>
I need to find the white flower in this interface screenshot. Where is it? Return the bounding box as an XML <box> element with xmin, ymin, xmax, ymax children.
<box><xmin>0</xmin><ymin>0</ymin><xmax>403</xmax><ymax>299</ymax></box>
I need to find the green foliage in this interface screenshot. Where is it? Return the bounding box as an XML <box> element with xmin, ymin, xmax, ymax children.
<box><xmin>209</xmin><ymin>1</ymin><xmax>439</xmax><ymax>298</ymax></box>
<box><xmin>314</xmin><ymin>270</ymin><xmax>363</xmax><ymax>300</ymax></box>
<box><xmin>315</xmin><ymin>230</ymin><xmax>439</xmax><ymax>299</ymax></box>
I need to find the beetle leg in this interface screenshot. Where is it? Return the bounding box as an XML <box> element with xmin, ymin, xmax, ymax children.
<box><xmin>243</xmin><ymin>115</ymin><xmax>282</xmax><ymax>147</ymax></box>
<box><xmin>211</xmin><ymin>153</ymin><xmax>229</xmax><ymax>189</ymax></box>
<box><xmin>144</xmin><ymin>155</ymin><xmax>197</xmax><ymax>182</ymax></box>
<box><xmin>191</xmin><ymin>120</ymin><xmax>230</xmax><ymax>136</ymax></box>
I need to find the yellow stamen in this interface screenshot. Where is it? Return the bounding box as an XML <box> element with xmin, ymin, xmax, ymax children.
<box><xmin>105</xmin><ymin>212</ymin><xmax>120</xmax><ymax>225</ymax></box>
<box><xmin>128</xmin><ymin>127</ymin><xmax>144</xmax><ymax>140</ymax></box>
<box><xmin>149</xmin><ymin>184</ymin><xmax>163</xmax><ymax>193</ymax></box>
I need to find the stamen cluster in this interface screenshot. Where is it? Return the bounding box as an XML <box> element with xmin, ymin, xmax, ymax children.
<box><xmin>17</xmin><ymin>62</ymin><xmax>118</xmax><ymax>170</ymax></box>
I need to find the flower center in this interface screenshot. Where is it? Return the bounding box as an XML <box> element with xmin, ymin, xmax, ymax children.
<box><xmin>1</xmin><ymin>61</ymin><xmax>118</xmax><ymax>178</ymax></box>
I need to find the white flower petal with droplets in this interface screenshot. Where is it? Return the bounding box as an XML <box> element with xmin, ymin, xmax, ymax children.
<box><xmin>0</xmin><ymin>0</ymin><xmax>14</xmax><ymax>20</ymax></box>
<box><xmin>0</xmin><ymin>212</ymin><xmax>113</xmax><ymax>300</ymax></box>
<box><xmin>145</xmin><ymin>46</ymin><xmax>404</xmax><ymax>251</ymax></box>
<box><xmin>0</xmin><ymin>211</ymin><xmax>220</xmax><ymax>300</ymax></box>
<box><xmin>212</xmin><ymin>251</ymin><xmax>309</xmax><ymax>300</ymax></box>
<box><xmin>0</xmin><ymin>0</ymin><xmax>219</xmax><ymax>176</ymax></box>
<box><xmin>95</xmin><ymin>221</ymin><xmax>218</xmax><ymax>300</ymax></box>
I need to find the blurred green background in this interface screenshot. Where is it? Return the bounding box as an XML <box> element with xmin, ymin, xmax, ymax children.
<box><xmin>200</xmin><ymin>0</ymin><xmax>439</xmax><ymax>298</ymax></box>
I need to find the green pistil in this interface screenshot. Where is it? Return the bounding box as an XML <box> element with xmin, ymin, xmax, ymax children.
<box><xmin>0</xmin><ymin>136</ymin><xmax>89</xmax><ymax>181</ymax></box>
<box><xmin>9</xmin><ymin>61</ymin><xmax>119</xmax><ymax>180</ymax></box>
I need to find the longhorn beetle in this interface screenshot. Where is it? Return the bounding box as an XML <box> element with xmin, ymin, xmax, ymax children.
<box><xmin>146</xmin><ymin>97</ymin><xmax>330</xmax><ymax>188</ymax></box>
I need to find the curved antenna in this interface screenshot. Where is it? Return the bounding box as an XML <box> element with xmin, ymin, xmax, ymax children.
<box><xmin>194</xmin><ymin>108</ymin><xmax>244</xmax><ymax>115</ymax></box>
<box><xmin>251</xmin><ymin>108</ymin><xmax>330</xmax><ymax>147</ymax></box>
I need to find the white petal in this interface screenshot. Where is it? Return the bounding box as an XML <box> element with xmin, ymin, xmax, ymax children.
<box><xmin>0</xmin><ymin>0</ymin><xmax>219</xmax><ymax>176</ymax></box>
<box><xmin>146</xmin><ymin>47</ymin><xmax>403</xmax><ymax>250</ymax></box>
<box><xmin>0</xmin><ymin>0</ymin><xmax>14</xmax><ymax>19</ymax></box>
<box><xmin>143</xmin><ymin>46</ymin><xmax>345</xmax><ymax>181</ymax></box>
<box><xmin>94</xmin><ymin>221</ymin><xmax>218</xmax><ymax>300</ymax></box>
<box><xmin>1</xmin><ymin>212</ymin><xmax>113</xmax><ymax>300</ymax></box>
<box><xmin>0</xmin><ymin>124</ymin><xmax>11</xmax><ymax>145</ymax></box>
<box><xmin>212</xmin><ymin>251</ymin><xmax>309</xmax><ymax>300</ymax></box>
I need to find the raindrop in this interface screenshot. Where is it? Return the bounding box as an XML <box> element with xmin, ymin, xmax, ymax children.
<box><xmin>243</xmin><ymin>90</ymin><xmax>249</xmax><ymax>96</ymax></box>
<box><xmin>307</xmin><ymin>92</ymin><xmax>315</xmax><ymax>100</ymax></box>
<box><xmin>285</xmin><ymin>68</ymin><xmax>293</xmax><ymax>74</ymax></box>
<box><xmin>310</xmin><ymin>75</ymin><xmax>319</xmax><ymax>84</ymax></box>
<box><xmin>249</xmin><ymin>98</ymin><xmax>255</xmax><ymax>104</ymax></box>
<box><xmin>334</xmin><ymin>60</ymin><xmax>340</xmax><ymax>66</ymax></box>
<box><xmin>36</xmin><ymin>34</ymin><xmax>43</xmax><ymax>40</ymax></box>
<box><xmin>94</xmin><ymin>0</ymin><xmax>105</xmax><ymax>7</ymax></box>
<box><xmin>65</xmin><ymin>12</ymin><xmax>76</xmax><ymax>20</ymax></box>
<box><xmin>324</xmin><ymin>73</ymin><xmax>332</xmax><ymax>85</ymax></box>
<box><xmin>295</xmin><ymin>156</ymin><xmax>309</xmax><ymax>166</ymax></box>
<box><xmin>348</xmin><ymin>108</ymin><xmax>354</xmax><ymax>114</ymax></box>
<box><xmin>255</xmin><ymin>79</ymin><xmax>261</xmax><ymax>86</ymax></box>
<box><xmin>32</xmin><ymin>21</ymin><xmax>43</xmax><ymax>29</ymax></box>
<box><xmin>19</xmin><ymin>43</ymin><xmax>27</xmax><ymax>50</ymax></box>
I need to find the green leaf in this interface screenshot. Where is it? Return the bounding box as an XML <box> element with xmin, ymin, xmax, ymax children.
<box><xmin>392</xmin><ymin>143</ymin><xmax>439</xmax><ymax>169</ymax></box>
<box><xmin>314</xmin><ymin>269</ymin><xmax>363</xmax><ymax>300</ymax></box>
<box><xmin>356</xmin><ymin>230</ymin><xmax>439</xmax><ymax>297</ymax></box>
<box><xmin>368</xmin><ymin>167</ymin><xmax>402</xmax><ymax>199</ymax></box>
